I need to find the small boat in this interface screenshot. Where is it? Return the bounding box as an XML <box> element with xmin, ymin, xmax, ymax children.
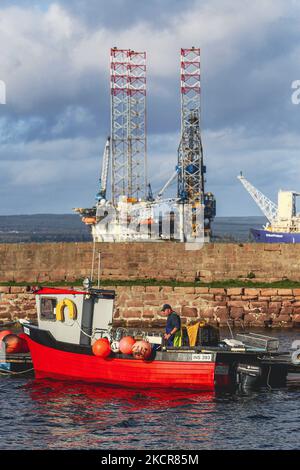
<box><xmin>21</xmin><ymin>282</ymin><xmax>299</xmax><ymax>391</ymax></box>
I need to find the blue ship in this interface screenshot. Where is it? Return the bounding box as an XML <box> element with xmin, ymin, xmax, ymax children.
<box><xmin>251</xmin><ymin>228</ymin><xmax>300</xmax><ymax>244</ymax></box>
<box><xmin>238</xmin><ymin>174</ymin><xmax>300</xmax><ymax>244</ymax></box>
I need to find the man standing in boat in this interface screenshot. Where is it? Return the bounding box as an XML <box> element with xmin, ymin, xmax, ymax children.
<box><xmin>161</xmin><ymin>304</ymin><xmax>181</xmax><ymax>347</ymax></box>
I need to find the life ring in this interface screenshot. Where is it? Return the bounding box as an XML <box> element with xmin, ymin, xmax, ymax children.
<box><xmin>56</xmin><ymin>299</ymin><xmax>77</xmax><ymax>322</ymax></box>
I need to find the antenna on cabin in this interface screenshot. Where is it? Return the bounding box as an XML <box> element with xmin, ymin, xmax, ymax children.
<box><xmin>97</xmin><ymin>252</ymin><xmax>101</xmax><ymax>289</ymax></box>
<box><xmin>90</xmin><ymin>240</ymin><xmax>96</xmax><ymax>283</ymax></box>
<box><xmin>86</xmin><ymin>243</ymin><xmax>99</xmax><ymax>291</ymax></box>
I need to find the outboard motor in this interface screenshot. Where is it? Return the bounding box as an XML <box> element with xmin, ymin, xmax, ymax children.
<box><xmin>236</xmin><ymin>363</ymin><xmax>262</xmax><ymax>390</ymax></box>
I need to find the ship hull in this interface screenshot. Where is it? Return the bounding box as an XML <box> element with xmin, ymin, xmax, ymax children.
<box><xmin>24</xmin><ymin>325</ymin><xmax>216</xmax><ymax>391</ymax></box>
<box><xmin>251</xmin><ymin>228</ymin><xmax>300</xmax><ymax>243</ymax></box>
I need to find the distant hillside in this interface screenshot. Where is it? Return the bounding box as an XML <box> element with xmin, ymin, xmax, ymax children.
<box><xmin>0</xmin><ymin>214</ymin><xmax>267</xmax><ymax>243</ymax></box>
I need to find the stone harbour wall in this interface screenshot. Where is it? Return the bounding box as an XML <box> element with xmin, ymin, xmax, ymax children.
<box><xmin>1</xmin><ymin>285</ymin><xmax>300</xmax><ymax>329</ymax></box>
<box><xmin>1</xmin><ymin>241</ymin><xmax>300</xmax><ymax>283</ymax></box>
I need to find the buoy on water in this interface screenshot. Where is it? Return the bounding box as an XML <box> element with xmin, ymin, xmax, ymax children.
<box><xmin>3</xmin><ymin>334</ymin><xmax>23</xmax><ymax>354</ymax></box>
<box><xmin>0</xmin><ymin>330</ymin><xmax>13</xmax><ymax>343</ymax></box>
<box><xmin>119</xmin><ymin>336</ymin><xmax>136</xmax><ymax>355</ymax></box>
<box><xmin>132</xmin><ymin>340</ymin><xmax>152</xmax><ymax>360</ymax></box>
<box><xmin>92</xmin><ymin>338</ymin><xmax>111</xmax><ymax>358</ymax></box>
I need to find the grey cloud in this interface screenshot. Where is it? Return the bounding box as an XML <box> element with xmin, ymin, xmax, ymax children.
<box><xmin>1</xmin><ymin>0</ymin><xmax>300</xmax><ymax>216</ymax></box>
<box><xmin>57</xmin><ymin>0</ymin><xmax>191</xmax><ymax>30</ymax></box>
<box><xmin>0</xmin><ymin>136</ymin><xmax>103</xmax><ymax>214</ymax></box>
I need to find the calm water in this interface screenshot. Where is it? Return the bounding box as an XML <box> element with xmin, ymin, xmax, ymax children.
<box><xmin>212</xmin><ymin>216</ymin><xmax>267</xmax><ymax>242</ymax></box>
<box><xmin>0</xmin><ymin>330</ymin><xmax>299</xmax><ymax>450</ymax></box>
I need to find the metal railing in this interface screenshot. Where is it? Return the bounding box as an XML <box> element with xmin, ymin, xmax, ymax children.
<box><xmin>236</xmin><ymin>332</ymin><xmax>279</xmax><ymax>352</ymax></box>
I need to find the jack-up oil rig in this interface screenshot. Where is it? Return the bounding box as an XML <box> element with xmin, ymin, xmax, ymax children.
<box><xmin>75</xmin><ymin>48</ymin><xmax>216</xmax><ymax>242</ymax></box>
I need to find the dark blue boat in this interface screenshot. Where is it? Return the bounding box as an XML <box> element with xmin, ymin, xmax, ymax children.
<box><xmin>251</xmin><ymin>228</ymin><xmax>300</xmax><ymax>243</ymax></box>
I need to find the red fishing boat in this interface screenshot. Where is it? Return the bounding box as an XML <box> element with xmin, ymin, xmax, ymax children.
<box><xmin>21</xmin><ymin>281</ymin><xmax>294</xmax><ymax>391</ymax></box>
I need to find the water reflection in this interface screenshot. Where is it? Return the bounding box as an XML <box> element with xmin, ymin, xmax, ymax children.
<box><xmin>25</xmin><ymin>379</ymin><xmax>214</xmax><ymax>407</ymax></box>
<box><xmin>1</xmin><ymin>327</ymin><xmax>299</xmax><ymax>449</ymax></box>
<box><xmin>22</xmin><ymin>380</ymin><xmax>217</xmax><ymax>449</ymax></box>
<box><xmin>0</xmin><ymin>375</ymin><xmax>299</xmax><ymax>449</ymax></box>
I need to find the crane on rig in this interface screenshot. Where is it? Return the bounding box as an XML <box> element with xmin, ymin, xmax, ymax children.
<box><xmin>96</xmin><ymin>137</ymin><xmax>110</xmax><ymax>202</ymax></box>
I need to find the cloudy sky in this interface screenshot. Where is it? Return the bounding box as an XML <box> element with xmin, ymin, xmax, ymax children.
<box><xmin>0</xmin><ymin>0</ymin><xmax>300</xmax><ymax>216</ymax></box>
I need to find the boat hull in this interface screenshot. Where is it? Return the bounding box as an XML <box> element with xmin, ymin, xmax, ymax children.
<box><xmin>251</xmin><ymin>228</ymin><xmax>300</xmax><ymax>243</ymax></box>
<box><xmin>24</xmin><ymin>329</ymin><xmax>216</xmax><ymax>391</ymax></box>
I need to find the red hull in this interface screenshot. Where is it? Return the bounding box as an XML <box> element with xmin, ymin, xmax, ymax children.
<box><xmin>26</xmin><ymin>336</ymin><xmax>216</xmax><ymax>391</ymax></box>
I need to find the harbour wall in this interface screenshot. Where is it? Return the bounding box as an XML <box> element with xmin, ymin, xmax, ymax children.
<box><xmin>1</xmin><ymin>241</ymin><xmax>300</xmax><ymax>283</ymax></box>
<box><xmin>1</xmin><ymin>285</ymin><xmax>300</xmax><ymax>328</ymax></box>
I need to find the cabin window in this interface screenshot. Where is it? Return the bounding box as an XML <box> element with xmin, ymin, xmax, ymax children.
<box><xmin>40</xmin><ymin>297</ymin><xmax>57</xmax><ymax>321</ymax></box>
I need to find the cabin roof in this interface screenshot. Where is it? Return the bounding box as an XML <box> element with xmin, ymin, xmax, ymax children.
<box><xmin>35</xmin><ymin>287</ymin><xmax>86</xmax><ymax>296</ymax></box>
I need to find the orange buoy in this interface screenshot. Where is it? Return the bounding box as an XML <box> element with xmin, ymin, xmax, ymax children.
<box><xmin>18</xmin><ymin>333</ymin><xmax>30</xmax><ymax>353</ymax></box>
<box><xmin>132</xmin><ymin>340</ymin><xmax>152</xmax><ymax>360</ymax></box>
<box><xmin>3</xmin><ymin>334</ymin><xmax>23</xmax><ymax>354</ymax></box>
<box><xmin>0</xmin><ymin>330</ymin><xmax>13</xmax><ymax>344</ymax></box>
<box><xmin>119</xmin><ymin>336</ymin><xmax>136</xmax><ymax>355</ymax></box>
<box><xmin>92</xmin><ymin>338</ymin><xmax>111</xmax><ymax>358</ymax></box>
